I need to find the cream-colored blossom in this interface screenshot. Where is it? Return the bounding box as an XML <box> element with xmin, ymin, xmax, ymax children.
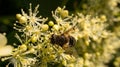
<box><xmin>0</xmin><ymin>33</ymin><xmax>7</xmax><ymax>46</ymax></box>
<box><xmin>0</xmin><ymin>33</ymin><xmax>13</xmax><ymax>57</ymax></box>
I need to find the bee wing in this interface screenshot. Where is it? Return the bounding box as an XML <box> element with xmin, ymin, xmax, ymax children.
<box><xmin>64</xmin><ymin>46</ymin><xmax>79</xmax><ymax>58</ymax></box>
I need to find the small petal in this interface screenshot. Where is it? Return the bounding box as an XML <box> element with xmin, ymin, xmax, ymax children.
<box><xmin>0</xmin><ymin>34</ymin><xmax>7</xmax><ymax>47</ymax></box>
<box><xmin>0</xmin><ymin>45</ymin><xmax>13</xmax><ymax>57</ymax></box>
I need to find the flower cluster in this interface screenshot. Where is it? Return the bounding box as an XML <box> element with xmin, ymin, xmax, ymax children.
<box><xmin>6</xmin><ymin>4</ymin><xmax>80</xmax><ymax>67</ymax></box>
<box><xmin>1</xmin><ymin>2</ymin><xmax>120</xmax><ymax>67</ymax></box>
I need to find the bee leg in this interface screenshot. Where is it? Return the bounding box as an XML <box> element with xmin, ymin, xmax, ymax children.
<box><xmin>62</xmin><ymin>44</ymin><xmax>69</xmax><ymax>49</ymax></box>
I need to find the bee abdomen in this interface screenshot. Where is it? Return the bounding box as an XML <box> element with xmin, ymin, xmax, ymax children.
<box><xmin>50</xmin><ymin>34</ymin><xmax>68</xmax><ymax>47</ymax></box>
<box><xmin>58</xmin><ymin>35</ymin><xmax>68</xmax><ymax>46</ymax></box>
<box><xmin>69</xmin><ymin>36</ymin><xmax>76</xmax><ymax>46</ymax></box>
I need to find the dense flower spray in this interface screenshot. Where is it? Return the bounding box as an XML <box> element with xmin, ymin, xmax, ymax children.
<box><xmin>0</xmin><ymin>2</ymin><xmax>120</xmax><ymax>67</ymax></box>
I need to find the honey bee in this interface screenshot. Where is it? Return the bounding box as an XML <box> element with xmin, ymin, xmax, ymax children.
<box><xmin>50</xmin><ymin>34</ymin><xmax>76</xmax><ymax>48</ymax></box>
<box><xmin>50</xmin><ymin>23</ymin><xmax>78</xmax><ymax>48</ymax></box>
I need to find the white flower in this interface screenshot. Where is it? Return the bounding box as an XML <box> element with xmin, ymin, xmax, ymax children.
<box><xmin>0</xmin><ymin>33</ymin><xmax>13</xmax><ymax>57</ymax></box>
<box><xmin>0</xmin><ymin>33</ymin><xmax>7</xmax><ymax>46</ymax></box>
<box><xmin>21</xmin><ymin>3</ymin><xmax>48</xmax><ymax>26</ymax></box>
<box><xmin>15</xmin><ymin>3</ymin><xmax>48</xmax><ymax>38</ymax></box>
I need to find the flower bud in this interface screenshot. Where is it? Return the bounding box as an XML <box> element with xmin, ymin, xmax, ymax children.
<box><xmin>19</xmin><ymin>16</ymin><xmax>27</xmax><ymax>24</ymax></box>
<box><xmin>48</xmin><ymin>21</ymin><xmax>54</xmax><ymax>26</ymax></box>
<box><xmin>100</xmin><ymin>15</ymin><xmax>107</xmax><ymax>22</ymax></box>
<box><xmin>56</xmin><ymin>7</ymin><xmax>62</xmax><ymax>12</ymax></box>
<box><xmin>84</xmin><ymin>53</ymin><xmax>89</xmax><ymax>59</ymax></box>
<box><xmin>16</xmin><ymin>14</ymin><xmax>22</xmax><ymax>19</ymax></box>
<box><xmin>50</xmin><ymin>55</ymin><xmax>55</xmax><ymax>60</ymax></box>
<box><xmin>19</xmin><ymin>44</ymin><xmax>27</xmax><ymax>51</ymax></box>
<box><xmin>61</xmin><ymin>10</ymin><xmax>69</xmax><ymax>18</ymax></box>
<box><xmin>96</xmin><ymin>52</ymin><xmax>100</xmax><ymax>56</ymax></box>
<box><xmin>31</xmin><ymin>36</ymin><xmax>38</xmax><ymax>43</ymax></box>
<box><xmin>29</xmin><ymin>48</ymin><xmax>35</xmax><ymax>53</ymax></box>
<box><xmin>53</xmin><ymin>25</ymin><xmax>59</xmax><ymax>31</ymax></box>
<box><xmin>42</xmin><ymin>24</ymin><xmax>49</xmax><ymax>31</ymax></box>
